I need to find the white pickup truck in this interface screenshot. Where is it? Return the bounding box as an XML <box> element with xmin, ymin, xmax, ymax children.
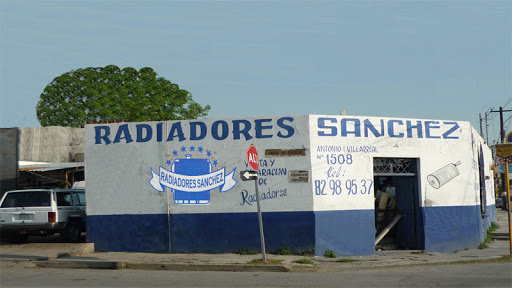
<box><xmin>0</xmin><ymin>188</ymin><xmax>86</xmax><ymax>243</ymax></box>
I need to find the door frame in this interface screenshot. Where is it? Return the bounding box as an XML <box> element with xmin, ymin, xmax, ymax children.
<box><xmin>373</xmin><ymin>157</ymin><xmax>424</xmax><ymax>250</ymax></box>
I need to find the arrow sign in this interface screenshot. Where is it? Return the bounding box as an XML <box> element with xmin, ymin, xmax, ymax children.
<box><xmin>240</xmin><ymin>170</ymin><xmax>258</xmax><ymax>181</ymax></box>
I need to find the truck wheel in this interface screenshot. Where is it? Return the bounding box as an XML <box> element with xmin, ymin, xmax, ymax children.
<box><xmin>7</xmin><ymin>232</ymin><xmax>29</xmax><ymax>244</ymax></box>
<box><xmin>62</xmin><ymin>220</ymin><xmax>81</xmax><ymax>242</ymax></box>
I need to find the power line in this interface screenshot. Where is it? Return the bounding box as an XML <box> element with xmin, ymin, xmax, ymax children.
<box><xmin>481</xmin><ymin>98</ymin><xmax>512</xmax><ymax>144</ymax></box>
<box><xmin>504</xmin><ymin>115</ymin><xmax>512</xmax><ymax>132</ymax></box>
<box><xmin>503</xmin><ymin>97</ymin><xmax>512</xmax><ymax>108</ymax></box>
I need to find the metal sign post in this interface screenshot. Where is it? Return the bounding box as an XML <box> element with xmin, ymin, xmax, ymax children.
<box><xmin>505</xmin><ymin>160</ymin><xmax>512</xmax><ymax>254</ymax></box>
<box><xmin>240</xmin><ymin>170</ymin><xmax>266</xmax><ymax>262</ymax></box>
<box><xmin>496</xmin><ymin>143</ymin><xmax>512</xmax><ymax>254</ymax></box>
<box><xmin>243</xmin><ymin>144</ymin><xmax>266</xmax><ymax>263</ymax></box>
<box><xmin>254</xmin><ymin>174</ymin><xmax>266</xmax><ymax>263</ymax></box>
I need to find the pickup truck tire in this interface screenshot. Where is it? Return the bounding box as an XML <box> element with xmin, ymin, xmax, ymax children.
<box><xmin>7</xmin><ymin>232</ymin><xmax>29</xmax><ymax>244</ymax></box>
<box><xmin>61</xmin><ymin>220</ymin><xmax>82</xmax><ymax>242</ymax></box>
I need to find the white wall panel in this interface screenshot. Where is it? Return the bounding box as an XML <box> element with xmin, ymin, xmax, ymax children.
<box><xmin>85</xmin><ymin>115</ymin><xmax>493</xmax><ymax>216</ymax></box>
<box><xmin>85</xmin><ymin>116</ymin><xmax>312</xmax><ymax>216</ymax></box>
<box><xmin>309</xmin><ymin>115</ymin><xmax>480</xmax><ymax>211</ymax></box>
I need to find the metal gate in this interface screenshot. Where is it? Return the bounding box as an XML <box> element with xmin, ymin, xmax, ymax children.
<box><xmin>373</xmin><ymin>158</ymin><xmax>424</xmax><ymax>250</ymax></box>
<box><xmin>373</xmin><ymin>158</ymin><xmax>416</xmax><ymax>176</ymax></box>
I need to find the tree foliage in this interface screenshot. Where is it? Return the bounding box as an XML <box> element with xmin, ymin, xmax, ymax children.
<box><xmin>36</xmin><ymin>65</ymin><xmax>210</xmax><ymax>127</ymax></box>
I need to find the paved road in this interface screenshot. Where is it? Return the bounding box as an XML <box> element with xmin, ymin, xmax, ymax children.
<box><xmin>1</xmin><ymin>262</ymin><xmax>511</xmax><ymax>288</ymax></box>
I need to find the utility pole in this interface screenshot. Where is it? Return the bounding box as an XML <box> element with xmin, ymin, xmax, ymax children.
<box><xmin>490</xmin><ymin>107</ymin><xmax>512</xmax><ymax>190</ymax></box>
<box><xmin>485</xmin><ymin>112</ymin><xmax>489</xmax><ymax>144</ymax></box>
<box><xmin>479</xmin><ymin>113</ymin><xmax>483</xmax><ymax>138</ymax></box>
<box><xmin>500</xmin><ymin>107</ymin><xmax>505</xmax><ymax>142</ymax></box>
<box><xmin>493</xmin><ymin>107</ymin><xmax>512</xmax><ymax>254</ymax></box>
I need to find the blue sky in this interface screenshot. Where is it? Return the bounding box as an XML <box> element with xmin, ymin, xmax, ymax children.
<box><xmin>0</xmin><ymin>1</ymin><xmax>510</xmax><ymax>144</ymax></box>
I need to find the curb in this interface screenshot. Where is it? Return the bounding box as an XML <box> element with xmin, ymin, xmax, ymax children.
<box><xmin>55</xmin><ymin>243</ymin><xmax>95</xmax><ymax>259</ymax></box>
<box><xmin>125</xmin><ymin>262</ymin><xmax>290</xmax><ymax>272</ymax></box>
<box><xmin>28</xmin><ymin>256</ymin><xmax>511</xmax><ymax>273</ymax></box>
<box><xmin>34</xmin><ymin>260</ymin><xmax>125</xmax><ymax>270</ymax></box>
<box><xmin>492</xmin><ymin>236</ymin><xmax>510</xmax><ymax>241</ymax></box>
<box><xmin>492</xmin><ymin>232</ymin><xmax>510</xmax><ymax>236</ymax></box>
<box><xmin>33</xmin><ymin>260</ymin><xmax>291</xmax><ymax>272</ymax></box>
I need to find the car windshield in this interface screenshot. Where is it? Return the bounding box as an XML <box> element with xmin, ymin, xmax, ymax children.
<box><xmin>0</xmin><ymin>191</ymin><xmax>51</xmax><ymax>208</ymax></box>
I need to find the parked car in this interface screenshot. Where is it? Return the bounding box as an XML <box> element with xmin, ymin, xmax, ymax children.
<box><xmin>0</xmin><ymin>188</ymin><xmax>86</xmax><ymax>243</ymax></box>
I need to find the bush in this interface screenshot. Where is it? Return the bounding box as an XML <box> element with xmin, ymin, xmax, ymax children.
<box><xmin>324</xmin><ymin>249</ymin><xmax>336</xmax><ymax>258</ymax></box>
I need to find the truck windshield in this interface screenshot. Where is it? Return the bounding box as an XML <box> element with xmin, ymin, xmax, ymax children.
<box><xmin>0</xmin><ymin>191</ymin><xmax>51</xmax><ymax>208</ymax></box>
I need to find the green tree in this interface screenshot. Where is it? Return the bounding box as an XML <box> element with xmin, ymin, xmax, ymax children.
<box><xmin>36</xmin><ymin>65</ymin><xmax>210</xmax><ymax>127</ymax></box>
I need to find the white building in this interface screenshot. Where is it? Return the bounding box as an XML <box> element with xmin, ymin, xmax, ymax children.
<box><xmin>85</xmin><ymin>114</ymin><xmax>495</xmax><ymax>256</ymax></box>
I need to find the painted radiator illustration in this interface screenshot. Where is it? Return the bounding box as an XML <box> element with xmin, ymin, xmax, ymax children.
<box><xmin>171</xmin><ymin>154</ymin><xmax>212</xmax><ymax>204</ymax></box>
<box><xmin>427</xmin><ymin>161</ymin><xmax>461</xmax><ymax>189</ymax></box>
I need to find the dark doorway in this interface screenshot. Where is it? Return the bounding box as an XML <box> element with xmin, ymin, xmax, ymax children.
<box><xmin>374</xmin><ymin>158</ymin><xmax>424</xmax><ymax>250</ymax></box>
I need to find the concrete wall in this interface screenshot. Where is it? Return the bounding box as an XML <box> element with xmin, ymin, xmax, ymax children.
<box><xmin>85</xmin><ymin>115</ymin><xmax>495</xmax><ymax>256</ymax></box>
<box><xmin>19</xmin><ymin>127</ymin><xmax>84</xmax><ymax>163</ymax></box>
<box><xmin>86</xmin><ymin>116</ymin><xmax>310</xmax><ymax>253</ymax></box>
<box><xmin>0</xmin><ymin>128</ymin><xmax>20</xmax><ymax>196</ymax></box>
<box><xmin>309</xmin><ymin>116</ymin><xmax>495</xmax><ymax>254</ymax></box>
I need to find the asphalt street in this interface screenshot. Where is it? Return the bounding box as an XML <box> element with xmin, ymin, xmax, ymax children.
<box><xmin>2</xmin><ymin>262</ymin><xmax>511</xmax><ymax>288</ymax></box>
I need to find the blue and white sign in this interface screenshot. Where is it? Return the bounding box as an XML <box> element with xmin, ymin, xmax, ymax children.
<box><xmin>149</xmin><ymin>154</ymin><xmax>237</xmax><ymax>204</ymax></box>
<box><xmin>150</xmin><ymin>166</ymin><xmax>236</xmax><ymax>193</ymax></box>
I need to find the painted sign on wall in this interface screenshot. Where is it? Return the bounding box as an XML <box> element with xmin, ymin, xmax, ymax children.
<box><xmin>85</xmin><ymin>115</ymin><xmax>494</xmax><ymax>255</ymax></box>
<box><xmin>86</xmin><ymin>116</ymin><xmax>312</xmax><ymax>216</ymax></box>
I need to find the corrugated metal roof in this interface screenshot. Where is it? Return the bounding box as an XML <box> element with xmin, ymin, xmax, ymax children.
<box><xmin>19</xmin><ymin>162</ymin><xmax>84</xmax><ymax>172</ymax></box>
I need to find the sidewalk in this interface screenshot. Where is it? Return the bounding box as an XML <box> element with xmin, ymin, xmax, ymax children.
<box><xmin>494</xmin><ymin>207</ymin><xmax>512</xmax><ymax>240</ymax></box>
<box><xmin>1</xmin><ymin>210</ymin><xmax>511</xmax><ymax>273</ymax></box>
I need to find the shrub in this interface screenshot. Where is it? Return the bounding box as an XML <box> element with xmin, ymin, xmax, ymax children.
<box><xmin>324</xmin><ymin>249</ymin><xmax>336</xmax><ymax>258</ymax></box>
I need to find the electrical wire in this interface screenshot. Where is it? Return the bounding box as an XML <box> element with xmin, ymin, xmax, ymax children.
<box><xmin>483</xmin><ymin>97</ymin><xmax>512</xmax><ymax>144</ymax></box>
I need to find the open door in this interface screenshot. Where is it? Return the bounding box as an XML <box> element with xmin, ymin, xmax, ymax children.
<box><xmin>395</xmin><ymin>177</ymin><xmax>417</xmax><ymax>249</ymax></box>
<box><xmin>374</xmin><ymin>158</ymin><xmax>424</xmax><ymax>250</ymax></box>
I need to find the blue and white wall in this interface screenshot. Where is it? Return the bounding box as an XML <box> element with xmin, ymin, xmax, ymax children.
<box><xmin>470</xmin><ymin>126</ymin><xmax>496</xmax><ymax>239</ymax></box>
<box><xmin>85</xmin><ymin>115</ymin><xmax>494</xmax><ymax>255</ymax></box>
<box><xmin>310</xmin><ymin>115</ymin><xmax>495</xmax><ymax>254</ymax></box>
<box><xmin>85</xmin><ymin>116</ymin><xmax>315</xmax><ymax>253</ymax></box>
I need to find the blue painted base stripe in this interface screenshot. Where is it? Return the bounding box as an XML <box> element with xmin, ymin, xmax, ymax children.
<box><xmin>170</xmin><ymin>211</ymin><xmax>315</xmax><ymax>253</ymax></box>
<box><xmin>87</xmin><ymin>214</ymin><xmax>169</xmax><ymax>253</ymax></box>
<box><xmin>315</xmin><ymin>210</ymin><xmax>375</xmax><ymax>256</ymax></box>
<box><xmin>484</xmin><ymin>204</ymin><xmax>497</xmax><ymax>230</ymax></box>
<box><xmin>88</xmin><ymin>211</ymin><xmax>315</xmax><ymax>253</ymax></box>
<box><xmin>87</xmin><ymin>206</ymin><xmax>491</xmax><ymax>255</ymax></box>
<box><xmin>422</xmin><ymin>206</ymin><xmax>482</xmax><ymax>253</ymax></box>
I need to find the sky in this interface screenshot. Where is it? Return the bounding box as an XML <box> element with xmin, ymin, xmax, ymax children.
<box><xmin>0</xmin><ymin>0</ymin><xmax>511</xmax><ymax>145</ymax></box>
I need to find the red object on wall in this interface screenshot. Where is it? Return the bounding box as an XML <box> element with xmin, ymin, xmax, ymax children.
<box><xmin>246</xmin><ymin>144</ymin><xmax>259</xmax><ymax>171</ymax></box>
